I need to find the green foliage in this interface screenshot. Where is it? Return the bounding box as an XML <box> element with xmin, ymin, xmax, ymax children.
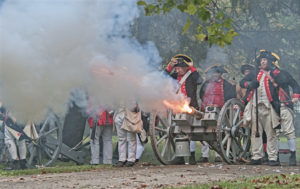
<box><xmin>137</xmin><ymin>0</ymin><xmax>238</xmax><ymax>47</ymax></box>
<box><xmin>182</xmin><ymin>18</ymin><xmax>191</xmax><ymax>34</ymax></box>
<box><xmin>186</xmin><ymin>2</ymin><xmax>197</xmax><ymax>15</ymax></box>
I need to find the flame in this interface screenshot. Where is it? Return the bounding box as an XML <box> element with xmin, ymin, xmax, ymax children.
<box><xmin>91</xmin><ymin>65</ymin><xmax>114</xmax><ymax>76</ymax></box>
<box><xmin>163</xmin><ymin>99</ymin><xmax>193</xmax><ymax>113</ymax></box>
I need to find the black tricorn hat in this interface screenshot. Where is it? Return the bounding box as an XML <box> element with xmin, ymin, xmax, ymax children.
<box><xmin>173</xmin><ymin>58</ymin><xmax>189</xmax><ymax>67</ymax></box>
<box><xmin>240</xmin><ymin>64</ymin><xmax>254</xmax><ymax>74</ymax></box>
<box><xmin>205</xmin><ymin>64</ymin><xmax>228</xmax><ymax>74</ymax></box>
<box><xmin>172</xmin><ymin>54</ymin><xmax>193</xmax><ymax>67</ymax></box>
<box><xmin>173</xmin><ymin>54</ymin><xmax>193</xmax><ymax>64</ymax></box>
<box><xmin>256</xmin><ymin>50</ymin><xmax>273</xmax><ymax>64</ymax></box>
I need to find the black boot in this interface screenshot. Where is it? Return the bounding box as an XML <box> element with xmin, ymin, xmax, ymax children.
<box><xmin>189</xmin><ymin>152</ymin><xmax>196</xmax><ymax>165</ymax></box>
<box><xmin>114</xmin><ymin>161</ymin><xmax>126</xmax><ymax>167</ymax></box>
<box><xmin>289</xmin><ymin>151</ymin><xmax>296</xmax><ymax>166</ymax></box>
<box><xmin>20</xmin><ymin>159</ymin><xmax>27</xmax><ymax>169</ymax></box>
<box><xmin>3</xmin><ymin>160</ymin><xmax>19</xmax><ymax>170</ymax></box>
<box><xmin>197</xmin><ymin>157</ymin><xmax>208</xmax><ymax>163</ymax></box>
<box><xmin>246</xmin><ymin>159</ymin><xmax>262</xmax><ymax>165</ymax></box>
<box><xmin>268</xmin><ymin>160</ymin><xmax>280</xmax><ymax>166</ymax></box>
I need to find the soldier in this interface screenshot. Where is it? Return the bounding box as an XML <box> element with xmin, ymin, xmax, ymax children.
<box><xmin>239</xmin><ymin>64</ymin><xmax>270</xmax><ymax>163</ymax></box>
<box><xmin>241</xmin><ymin>50</ymin><xmax>282</xmax><ymax>166</ymax></box>
<box><xmin>165</xmin><ymin>54</ymin><xmax>203</xmax><ymax>165</ymax></box>
<box><xmin>196</xmin><ymin>65</ymin><xmax>236</xmax><ymax>163</ymax></box>
<box><xmin>0</xmin><ymin>103</ymin><xmax>27</xmax><ymax>170</ymax></box>
<box><xmin>87</xmin><ymin>109</ymin><xmax>113</xmax><ymax>165</ymax></box>
<box><xmin>114</xmin><ymin>102</ymin><xmax>142</xmax><ymax>167</ymax></box>
<box><xmin>269</xmin><ymin>52</ymin><xmax>300</xmax><ymax>166</ymax></box>
<box><xmin>237</xmin><ymin>64</ymin><xmax>255</xmax><ymax>99</ymax></box>
<box><xmin>165</xmin><ymin>54</ymin><xmax>203</xmax><ymax>109</ymax></box>
<box><xmin>239</xmin><ymin>64</ymin><xmax>269</xmax><ymax>163</ymax></box>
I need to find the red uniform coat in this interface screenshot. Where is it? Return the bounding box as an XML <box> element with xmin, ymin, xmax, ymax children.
<box><xmin>87</xmin><ymin>110</ymin><xmax>113</xmax><ymax>128</ymax></box>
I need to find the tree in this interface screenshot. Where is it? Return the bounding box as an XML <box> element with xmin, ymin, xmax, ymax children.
<box><xmin>137</xmin><ymin>0</ymin><xmax>238</xmax><ymax>47</ymax></box>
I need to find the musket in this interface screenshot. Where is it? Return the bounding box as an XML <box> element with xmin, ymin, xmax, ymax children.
<box><xmin>254</xmin><ymin>49</ymin><xmax>260</xmax><ymax>137</ymax></box>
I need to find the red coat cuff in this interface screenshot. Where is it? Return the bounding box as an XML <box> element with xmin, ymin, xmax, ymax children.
<box><xmin>272</xmin><ymin>69</ymin><xmax>280</xmax><ymax>77</ymax></box>
<box><xmin>87</xmin><ymin>117</ymin><xmax>93</xmax><ymax>128</ymax></box>
<box><xmin>166</xmin><ymin>64</ymin><xmax>173</xmax><ymax>72</ymax></box>
<box><xmin>292</xmin><ymin>93</ymin><xmax>300</xmax><ymax>99</ymax></box>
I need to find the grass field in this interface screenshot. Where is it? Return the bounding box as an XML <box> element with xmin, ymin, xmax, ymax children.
<box><xmin>173</xmin><ymin>174</ymin><xmax>300</xmax><ymax>189</ymax></box>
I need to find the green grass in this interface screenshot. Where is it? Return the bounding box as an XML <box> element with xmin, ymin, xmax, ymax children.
<box><xmin>0</xmin><ymin>164</ymin><xmax>112</xmax><ymax>176</ymax></box>
<box><xmin>171</xmin><ymin>174</ymin><xmax>300</xmax><ymax>189</ymax></box>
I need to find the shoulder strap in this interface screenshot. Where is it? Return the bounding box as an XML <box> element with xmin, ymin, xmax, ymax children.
<box><xmin>176</xmin><ymin>70</ymin><xmax>192</xmax><ymax>94</ymax></box>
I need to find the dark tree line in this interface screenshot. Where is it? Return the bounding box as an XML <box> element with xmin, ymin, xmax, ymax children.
<box><xmin>134</xmin><ymin>0</ymin><xmax>300</xmax><ymax>85</ymax></box>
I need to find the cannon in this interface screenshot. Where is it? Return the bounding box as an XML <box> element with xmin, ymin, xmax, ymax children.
<box><xmin>26</xmin><ymin>90</ymin><xmax>89</xmax><ymax>167</ymax></box>
<box><xmin>149</xmin><ymin>98</ymin><xmax>251</xmax><ymax>164</ymax></box>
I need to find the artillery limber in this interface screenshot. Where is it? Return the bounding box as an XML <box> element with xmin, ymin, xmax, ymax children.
<box><xmin>149</xmin><ymin>98</ymin><xmax>251</xmax><ymax>165</ymax></box>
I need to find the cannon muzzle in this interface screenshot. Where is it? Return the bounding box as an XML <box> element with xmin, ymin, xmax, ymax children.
<box><xmin>188</xmin><ymin>107</ymin><xmax>204</xmax><ymax>120</ymax></box>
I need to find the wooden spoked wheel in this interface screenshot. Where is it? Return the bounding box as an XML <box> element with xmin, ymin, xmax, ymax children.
<box><xmin>27</xmin><ymin>112</ymin><xmax>63</xmax><ymax>167</ymax></box>
<box><xmin>149</xmin><ymin>110</ymin><xmax>181</xmax><ymax>165</ymax></box>
<box><xmin>216</xmin><ymin>99</ymin><xmax>251</xmax><ymax>164</ymax></box>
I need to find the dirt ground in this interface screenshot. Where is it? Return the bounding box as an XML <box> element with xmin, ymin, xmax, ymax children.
<box><xmin>0</xmin><ymin>163</ymin><xmax>299</xmax><ymax>189</ymax></box>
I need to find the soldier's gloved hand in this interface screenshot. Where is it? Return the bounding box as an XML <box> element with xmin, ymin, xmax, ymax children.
<box><xmin>247</xmin><ymin>81</ymin><xmax>259</xmax><ymax>89</ymax></box>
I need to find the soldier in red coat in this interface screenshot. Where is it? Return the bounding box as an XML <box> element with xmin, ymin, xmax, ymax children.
<box><xmin>240</xmin><ymin>50</ymin><xmax>282</xmax><ymax>166</ymax></box>
<box><xmin>165</xmin><ymin>54</ymin><xmax>203</xmax><ymax>165</ymax></box>
<box><xmin>87</xmin><ymin>109</ymin><xmax>113</xmax><ymax>165</ymax></box>
<box><xmin>195</xmin><ymin>65</ymin><xmax>236</xmax><ymax>163</ymax></box>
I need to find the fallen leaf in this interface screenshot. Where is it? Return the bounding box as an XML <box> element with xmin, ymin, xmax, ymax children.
<box><xmin>211</xmin><ymin>185</ymin><xmax>222</xmax><ymax>189</ymax></box>
<box><xmin>280</xmin><ymin>174</ymin><xmax>286</xmax><ymax>178</ymax></box>
<box><xmin>252</xmin><ymin>179</ymin><xmax>258</xmax><ymax>184</ymax></box>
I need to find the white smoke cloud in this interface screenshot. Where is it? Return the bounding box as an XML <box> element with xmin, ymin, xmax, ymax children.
<box><xmin>0</xmin><ymin>0</ymin><xmax>182</xmax><ymax>122</ymax></box>
<box><xmin>201</xmin><ymin>45</ymin><xmax>229</xmax><ymax>71</ymax></box>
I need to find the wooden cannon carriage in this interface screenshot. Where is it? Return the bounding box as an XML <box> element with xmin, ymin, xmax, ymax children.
<box><xmin>149</xmin><ymin>98</ymin><xmax>251</xmax><ymax>165</ymax></box>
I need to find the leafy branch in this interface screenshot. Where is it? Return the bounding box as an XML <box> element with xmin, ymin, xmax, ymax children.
<box><xmin>137</xmin><ymin>0</ymin><xmax>238</xmax><ymax>47</ymax></box>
